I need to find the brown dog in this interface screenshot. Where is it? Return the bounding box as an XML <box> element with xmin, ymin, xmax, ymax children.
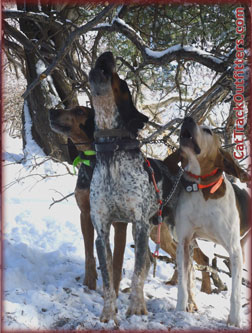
<box><xmin>49</xmin><ymin>106</ymin><xmax>127</xmax><ymax>294</ymax></box>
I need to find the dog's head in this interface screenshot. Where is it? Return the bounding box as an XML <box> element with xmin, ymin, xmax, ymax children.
<box><xmin>49</xmin><ymin>106</ymin><xmax>94</xmax><ymax>143</ymax></box>
<box><xmin>179</xmin><ymin>116</ymin><xmax>250</xmax><ymax>182</ymax></box>
<box><xmin>89</xmin><ymin>51</ymin><xmax>148</xmax><ymax>136</ymax></box>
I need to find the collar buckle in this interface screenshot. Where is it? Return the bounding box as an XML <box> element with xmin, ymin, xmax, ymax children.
<box><xmin>186</xmin><ymin>183</ymin><xmax>199</xmax><ymax>192</ymax></box>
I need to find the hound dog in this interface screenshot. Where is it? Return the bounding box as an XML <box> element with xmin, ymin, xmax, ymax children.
<box><xmin>175</xmin><ymin>116</ymin><xmax>250</xmax><ymax>327</ymax></box>
<box><xmin>88</xmin><ymin>51</ymin><xmax>186</xmax><ymax>323</ymax></box>
<box><xmin>49</xmin><ymin>106</ymin><xmax>127</xmax><ymax>294</ymax></box>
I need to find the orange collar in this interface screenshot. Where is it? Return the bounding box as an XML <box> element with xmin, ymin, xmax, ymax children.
<box><xmin>183</xmin><ymin>168</ymin><xmax>224</xmax><ymax>194</ymax></box>
<box><xmin>198</xmin><ymin>175</ymin><xmax>224</xmax><ymax>194</ymax></box>
<box><xmin>186</xmin><ymin>168</ymin><xmax>219</xmax><ymax>180</ymax></box>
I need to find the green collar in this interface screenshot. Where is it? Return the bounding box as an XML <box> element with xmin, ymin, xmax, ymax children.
<box><xmin>73</xmin><ymin>150</ymin><xmax>96</xmax><ymax>174</ymax></box>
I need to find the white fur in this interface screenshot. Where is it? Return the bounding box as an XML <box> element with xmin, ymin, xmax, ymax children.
<box><xmin>175</xmin><ymin>123</ymin><xmax>243</xmax><ymax>328</ymax></box>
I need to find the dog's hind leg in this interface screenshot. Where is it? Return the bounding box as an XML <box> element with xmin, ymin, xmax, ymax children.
<box><xmin>95</xmin><ymin>223</ymin><xmax>117</xmax><ymax>323</ymax></box>
<box><xmin>127</xmin><ymin>222</ymin><xmax>149</xmax><ymax>316</ymax></box>
<box><xmin>113</xmin><ymin>222</ymin><xmax>127</xmax><ymax>296</ymax></box>
<box><xmin>193</xmin><ymin>247</ymin><xmax>212</xmax><ymax>294</ymax></box>
<box><xmin>227</xmin><ymin>242</ymin><xmax>242</xmax><ymax>328</ymax></box>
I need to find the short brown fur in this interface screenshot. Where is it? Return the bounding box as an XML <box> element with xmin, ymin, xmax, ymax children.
<box><xmin>49</xmin><ymin>107</ymin><xmax>127</xmax><ymax>294</ymax></box>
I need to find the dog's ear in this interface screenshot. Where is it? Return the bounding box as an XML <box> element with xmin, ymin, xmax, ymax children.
<box><xmin>112</xmin><ymin>74</ymin><xmax>149</xmax><ymax>135</ymax></box>
<box><xmin>67</xmin><ymin>138</ymin><xmax>79</xmax><ymax>164</ymax></box>
<box><xmin>163</xmin><ymin>149</ymin><xmax>182</xmax><ymax>175</ymax></box>
<box><xmin>215</xmin><ymin>148</ymin><xmax>250</xmax><ymax>182</ymax></box>
<box><xmin>79</xmin><ymin>108</ymin><xmax>95</xmax><ymax>140</ymax></box>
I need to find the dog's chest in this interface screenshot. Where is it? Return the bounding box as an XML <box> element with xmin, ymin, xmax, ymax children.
<box><xmin>90</xmin><ymin>152</ymin><xmax>159</xmax><ymax>221</ymax></box>
<box><xmin>176</xmin><ymin>180</ymin><xmax>239</xmax><ymax>239</ymax></box>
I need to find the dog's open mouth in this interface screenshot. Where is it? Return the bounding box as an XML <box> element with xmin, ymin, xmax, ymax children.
<box><xmin>180</xmin><ymin>119</ymin><xmax>201</xmax><ymax>155</ymax></box>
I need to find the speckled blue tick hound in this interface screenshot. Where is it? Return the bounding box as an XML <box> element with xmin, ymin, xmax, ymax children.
<box><xmin>88</xmin><ymin>52</ymin><xmax>175</xmax><ymax>323</ymax></box>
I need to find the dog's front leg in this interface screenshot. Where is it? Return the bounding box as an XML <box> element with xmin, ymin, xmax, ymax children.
<box><xmin>95</xmin><ymin>227</ymin><xmax>117</xmax><ymax>323</ymax></box>
<box><xmin>176</xmin><ymin>237</ymin><xmax>191</xmax><ymax>312</ymax></box>
<box><xmin>127</xmin><ymin>222</ymin><xmax>149</xmax><ymax>316</ymax></box>
<box><xmin>187</xmin><ymin>244</ymin><xmax>198</xmax><ymax>312</ymax></box>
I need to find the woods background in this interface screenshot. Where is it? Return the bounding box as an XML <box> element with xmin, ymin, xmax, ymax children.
<box><xmin>3</xmin><ymin>1</ymin><xmax>251</xmax><ymax>171</ymax></box>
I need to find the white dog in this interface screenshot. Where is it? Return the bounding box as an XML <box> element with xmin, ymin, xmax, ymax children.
<box><xmin>175</xmin><ymin>116</ymin><xmax>250</xmax><ymax>327</ymax></box>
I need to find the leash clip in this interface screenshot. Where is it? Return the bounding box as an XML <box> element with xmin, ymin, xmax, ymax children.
<box><xmin>153</xmin><ymin>243</ymin><xmax>160</xmax><ymax>258</ymax></box>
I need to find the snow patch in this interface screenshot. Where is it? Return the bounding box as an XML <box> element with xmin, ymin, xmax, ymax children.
<box><xmin>2</xmin><ymin>134</ymin><xmax>251</xmax><ymax>330</ymax></box>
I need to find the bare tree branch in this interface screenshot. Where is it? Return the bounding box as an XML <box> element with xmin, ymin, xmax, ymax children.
<box><xmin>4</xmin><ymin>21</ymin><xmax>35</xmax><ymax>51</ymax></box>
<box><xmin>49</xmin><ymin>192</ymin><xmax>74</xmax><ymax>209</ymax></box>
<box><xmin>4</xmin><ymin>9</ymin><xmax>64</xmax><ymax>29</ymax></box>
<box><xmin>21</xmin><ymin>4</ymin><xmax>116</xmax><ymax>99</ymax></box>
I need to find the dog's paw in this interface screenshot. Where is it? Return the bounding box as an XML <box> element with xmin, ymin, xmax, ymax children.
<box><xmin>227</xmin><ymin>314</ymin><xmax>241</xmax><ymax>328</ymax></box>
<box><xmin>186</xmin><ymin>301</ymin><xmax>198</xmax><ymax>313</ymax></box>
<box><xmin>126</xmin><ymin>300</ymin><xmax>148</xmax><ymax>316</ymax></box>
<box><xmin>100</xmin><ymin>308</ymin><xmax>118</xmax><ymax>324</ymax></box>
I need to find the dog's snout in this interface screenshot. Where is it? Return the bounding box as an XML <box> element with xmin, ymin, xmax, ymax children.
<box><xmin>184</xmin><ymin>116</ymin><xmax>195</xmax><ymax>124</ymax></box>
<box><xmin>89</xmin><ymin>69</ymin><xmax>102</xmax><ymax>82</ymax></box>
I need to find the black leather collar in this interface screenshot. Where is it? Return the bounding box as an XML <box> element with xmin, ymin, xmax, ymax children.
<box><xmin>95</xmin><ymin>138</ymin><xmax>140</xmax><ymax>152</ymax></box>
<box><xmin>94</xmin><ymin>129</ymin><xmax>134</xmax><ymax>140</ymax></box>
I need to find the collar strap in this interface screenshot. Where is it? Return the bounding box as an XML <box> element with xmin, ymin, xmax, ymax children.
<box><xmin>198</xmin><ymin>175</ymin><xmax>224</xmax><ymax>193</ymax></box>
<box><xmin>182</xmin><ymin>175</ymin><xmax>224</xmax><ymax>194</ymax></box>
<box><xmin>186</xmin><ymin>168</ymin><xmax>219</xmax><ymax>180</ymax></box>
<box><xmin>95</xmin><ymin>139</ymin><xmax>139</xmax><ymax>153</ymax></box>
<box><xmin>73</xmin><ymin>150</ymin><xmax>96</xmax><ymax>174</ymax></box>
<box><xmin>94</xmin><ymin>129</ymin><xmax>134</xmax><ymax>140</ymax></box>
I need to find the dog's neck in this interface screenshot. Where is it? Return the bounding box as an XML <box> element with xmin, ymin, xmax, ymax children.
<box><xmin>182</xmin><ymin>148</ymin><xmax>201</xmax><ymax>178</ymax></box>
<box><xmin>92</xmin><ymin>90</ymin><xmax>122</xmax><ymax>130</ymax></box>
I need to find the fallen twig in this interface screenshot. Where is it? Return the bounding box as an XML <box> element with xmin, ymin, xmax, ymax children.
<box><xmin>152</xmin><ymin>253</ymin><xmax>251</xmax><ymax>289</ymax></box>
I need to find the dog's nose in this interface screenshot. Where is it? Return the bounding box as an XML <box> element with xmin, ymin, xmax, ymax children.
<box><xmin>184</xmin><ymin>116</ymin><xmax>194</xmax><ymax>123</ymax></box>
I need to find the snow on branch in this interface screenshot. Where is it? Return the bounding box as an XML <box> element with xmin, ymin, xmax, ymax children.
<box><xmin>93</xmin><ymin>16</ymin><xmax>233</xmax><ymax>73</ymax></box>
<box><xmin>144</xmin><ymin>45</ymin><xmax>231</xmax><ymax>72</ymax></box>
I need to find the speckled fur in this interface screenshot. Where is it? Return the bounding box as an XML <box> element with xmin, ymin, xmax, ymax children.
<box><xmin>90</xmin><ymin>150</ymin><xmax>161</xmax><ymax>322</ymax></box>
<box><xmin>89</xmin><ymin>52</ymin><xmax>164</xmax><ymax>322</ymax></box>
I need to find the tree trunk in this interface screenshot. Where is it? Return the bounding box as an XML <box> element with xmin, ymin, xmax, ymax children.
<box><xmin>17</xmin><ymin>1</ymin><xmax>79</xmax><ymax>162</ymax></box>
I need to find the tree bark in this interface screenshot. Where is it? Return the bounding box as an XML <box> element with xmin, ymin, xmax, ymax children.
<box><xmin>17</xmin><ymin>2</ymin><xmax>79</xmax><ymax>161</ymax></box>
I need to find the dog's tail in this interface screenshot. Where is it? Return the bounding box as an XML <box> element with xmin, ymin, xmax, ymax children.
<box><xmin>232</xmin><ymin>183</ymin><xmax>251</xmax><ymax>238</ymax></box>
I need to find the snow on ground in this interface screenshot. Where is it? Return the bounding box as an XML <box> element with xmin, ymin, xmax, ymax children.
<box><xmin>2</xmin><ymin>133</ymin><xmax>251</xmax><ymax>331</ymax></box>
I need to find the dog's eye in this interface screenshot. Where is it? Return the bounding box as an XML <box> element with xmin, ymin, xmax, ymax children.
<box><xmin>203</xmin><ymin>128</ymin><xmax>212</xmax><ymax>135</ymax></box>
<box><xmin>76</xmin><ymin>108</ymin><xmax>84</xmax><ymax>116</ymax></box>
